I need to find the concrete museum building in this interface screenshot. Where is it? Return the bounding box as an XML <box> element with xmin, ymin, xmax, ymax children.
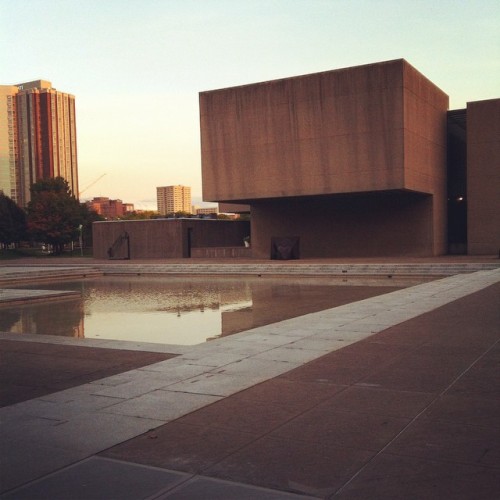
<box><xmin>200</xmin><ymin>59</ymin><xmax>499</xmax><ymax>259</ymax></box>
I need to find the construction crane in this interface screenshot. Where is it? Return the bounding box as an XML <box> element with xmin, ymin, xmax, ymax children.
<box><xmin>79</xmin><ymin>173</ymin><xmax>107</xmax><ymax>197</ymax></box>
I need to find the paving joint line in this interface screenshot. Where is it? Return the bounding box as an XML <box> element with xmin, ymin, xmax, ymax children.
<box><xmin>331</xmin><ymin>336</ymin><xmax>500</xmax><ymax>497</ymax></box>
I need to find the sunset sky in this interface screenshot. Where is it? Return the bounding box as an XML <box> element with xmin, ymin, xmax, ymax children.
<box><xmin>1</xmin><ymin>0</ymin><xmax>499</xmax><ymax>209</ymax></box>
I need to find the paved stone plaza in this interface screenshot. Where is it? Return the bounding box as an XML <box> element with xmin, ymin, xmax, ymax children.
<box><xmin>0</xmin><ymin>261</ymin><xmax>499</xmax><ymax>499</ymax></box>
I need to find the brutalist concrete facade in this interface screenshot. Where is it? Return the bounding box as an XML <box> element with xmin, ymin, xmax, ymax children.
<box><xmin>200</xmin><ymin>59</ymin><xmax>498</xmax><ymax>258</ymax></box>
<box><xmin>200</xmin><ymin>60</ymin><xmax>449</xmax><ymax>258</ymax></box>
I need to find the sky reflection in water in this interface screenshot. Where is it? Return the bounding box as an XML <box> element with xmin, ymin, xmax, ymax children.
<box><xmin>3</xmin><ymin>276</ymin><xmax>402</xmax><ymax>345</ymax></box>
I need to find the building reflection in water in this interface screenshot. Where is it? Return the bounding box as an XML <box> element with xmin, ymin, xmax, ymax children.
<box><xmin>1</xmin><ymin>298</ymin><xmax>84</xmax><ymax>338</ymax></box>
<box><xmin>3</xmin><ymin>277</ymin><xmax>401</xmax><ymax>345</ymax></box>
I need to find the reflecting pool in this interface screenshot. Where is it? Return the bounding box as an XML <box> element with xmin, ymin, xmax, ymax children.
<box><xmin>2</xmin><ymin>276</ymin><xmax>406</xmax><ymax>345</ymax></box>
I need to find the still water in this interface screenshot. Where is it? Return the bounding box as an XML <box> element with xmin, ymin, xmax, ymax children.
<box><xmin>2</xmin><ymin>276</ymin><xmax>403</xmax><ymax>345</ymax></box>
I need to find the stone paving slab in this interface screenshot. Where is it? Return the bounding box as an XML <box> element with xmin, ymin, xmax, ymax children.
<box><xmin>0</xmin><ymin>288</ymin><xmax>79</xmax><ymax>306</ymax></box>
<box><xmin>0</xmin><ymin>265</ymin><xmax>102</xmax><ymax>286</ymax></box>
<box><xmin>165</xmin><ymin>372</ymin><xmax>261</xmax><ymax>397</ymax></box>
<box><xmin>158</xmin><ymin>475</ymin><xmax>317</xmax><ymax>499</ymax></box>
<box><xmin>1</xmin><ymin>457</ymin><xmax>190</xmax><ymax>500</ymax></box>
<box><xmin>0</xmin><ymin>267</ymin><xmax>499</xmax><ymax>498</ymax></box>
<box><xmin>333</xmin><ymin>454</ymin><xmax>500</xmax><ymax>500</ymax></box>
<box><xmin>2</xmin><ymin>456</ymin><xmax>315</xmax><ymax>500</ymax></box>
<box><xmin>100</xmin><ymin>389</ymin><xmax>223</xmax><ymax>422</ymax></box>
<box><xmin>0</xmin><ymin>341</ymin><xmax>176</xmax><ymax>407</ymax></box>
<box><xmin>0</xmin><ymin>332</ymin><xmax>188</xmax><ymax>354</ymax></box>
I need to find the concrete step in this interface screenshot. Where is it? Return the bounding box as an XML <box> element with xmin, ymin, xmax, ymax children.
<box><xmin>97</xmin><ymin>263</ymin><xmax>500</xmax><ymax>277</ymax></box>
<box><xmin>0</xmin><ymin>266</ymin><xmax>103</xmax><ymax>286</ymax></box>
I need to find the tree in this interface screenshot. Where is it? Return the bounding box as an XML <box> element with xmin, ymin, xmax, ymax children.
<box><xmin>120</xmin><ymin>210</ymin><xmax>158</xmax><ymax>220</ymax></box>
<box><xmin>79</xmin><ymin>204</ymin><xmax>103</xmax><ymax>248</ymax></box>
<box><xmin>0</xmin><ymin>193</ymin><xmax>27</xmax><ymax>247</ymax></box>
<box><xmin>26</xmin><ymin>177</ymin><xmax>83</xmax><ymax>254</ymax></box>
<box><xmin>168</xmin><ymin>211</ymin><xmax>192</xmax><ymax>218</ymax></box>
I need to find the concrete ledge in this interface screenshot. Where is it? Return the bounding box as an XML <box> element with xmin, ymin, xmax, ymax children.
<box><xmin>96</xmin><ymin>262</ymin><xmax>499</xmax><ymax>277</ymax></box>
<box><xmin>191</xmin><ymin>247</ymin><xmax>252</xmax><ymax>258</ymax></box>
<box><xmin>0</xmin><ymin>266</ymin><xmax>103</xmax><ymax>287</ymax></box>
<box><xmin>0</xmin><ymin>289</ymin><xmax>80</xmax><ymax>307</ymax></box>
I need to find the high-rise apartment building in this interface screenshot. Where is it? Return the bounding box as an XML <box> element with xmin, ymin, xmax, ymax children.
<box><xmin>157</xmin><ymin>185</ymin><xmax>192</xmax><ymax>215</ymax></box>
<box><xmin>0</xmin><ymin>86</ymin><xmax>19</xmax><ymax>202</ymax></box>
<box><xmin>0</xmin><ymin>80</ymin><xmax>78</xmax><ymax>206</ymax></box>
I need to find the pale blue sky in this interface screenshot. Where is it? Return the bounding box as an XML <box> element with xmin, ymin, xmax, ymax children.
<box><xmin>1</xmin><ymin>0</ymin><xmax>499</xmax><ymax>209</ymax></box>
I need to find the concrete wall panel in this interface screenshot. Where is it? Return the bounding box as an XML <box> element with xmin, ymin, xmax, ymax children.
<box><xmin>93</xmin><ymin>220</ymin><xmax>183</xmax><ymax>259</ymax></box>
<box><xmin>250</xmin><ymin>192</ymin><xmax>433</xmax><ymax>258</ymax></box>
<box><xmin>201</xmin><ymin>60</ymin><xmax>408</xmax><ymax>202</ymax></box>
<box><xmin>402</xmin><ymin>63</ymin><xmax>448</xmax><ymax>256</ymax></box>
<box><xmin>467</xmin><ymin>98</ymin><xmax>500</xmax><ymax>255</ymax></box>
<box><xmin>218</xmin><ymin>202</ymin><xmax>250</xmax><ymax>213</ymax></box>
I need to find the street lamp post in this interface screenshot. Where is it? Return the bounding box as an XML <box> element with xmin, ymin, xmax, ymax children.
<box><xmin>78</xmin><ymin>224</ymin><xmax>83</xmax><ymax>256</ymax></box>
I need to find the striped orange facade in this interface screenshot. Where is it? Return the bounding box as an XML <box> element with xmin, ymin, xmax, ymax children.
<box><xmin>1</xmin><ymin>80</ymin><xmax>78</xmax><ymax>206</ymax></box>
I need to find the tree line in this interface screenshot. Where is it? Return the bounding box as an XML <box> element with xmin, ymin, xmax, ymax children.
<box><xmin>0</xmin><ymin>177</ymin><xmax>101</xmax><ymax>254</ymax></box>
<box><xmin>1</xmin><ymin>177</ymin><xmax>247</xmax><ymax>254</ymax></box>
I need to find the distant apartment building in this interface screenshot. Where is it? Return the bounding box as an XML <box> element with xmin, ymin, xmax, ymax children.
<box><xmin>0</xmin><ymin>80</ymin><xmax>78</xmax><ymax>206</ymax></box>
<box><xmin>122</xmin><ymin>203</ymin><xmax>135</xmax><ymax>213</ymax></box>
<box><xmin>195</xmin><ymin>206</ymin><xmax>218</xmax><ymax>215</ymax></box>
<box><xmin>88</xmin><ymin>197</ymin><xmax>133</xmax><ymax>219</ymax></box>
<box><xmin>0</xmin><ymin>86</ymin><xmax>19</xmax><ymax>202</ymax></box>
<box><xmin>157</xmin><ymin>185</ymin><xmax>191</xmax><ymax>215</ymax></box>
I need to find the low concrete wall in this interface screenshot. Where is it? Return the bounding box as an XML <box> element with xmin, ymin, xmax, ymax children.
<box><xmin>93</xmin><ymin>219</ymin><xmax>250</xmax><ymax>260</ymax></box>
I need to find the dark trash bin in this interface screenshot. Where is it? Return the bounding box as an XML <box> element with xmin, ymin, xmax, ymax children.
<box><xmin>271</xmin><ymin>237</ymin><xmax>300</xmax><ymax>260</ymax></box>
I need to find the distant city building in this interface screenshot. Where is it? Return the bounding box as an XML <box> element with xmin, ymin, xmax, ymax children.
<box><xmin>122</xmin><ymin>203</ymin><xmax>135</xmax><ymax>213</ymax></box>
<box><xmin>195</xmin><ymin>206</ymin><xmax>218</xmax><ymax>215</ymax></box>
<box><xmin>0</xmin><ymin>80</ymin><xmax>78</xmax><ymax>206</ymax></box>
<box><xmin>87</xmin><ymin>197</ymin><xmax>133</xmax><ymax>219</ymax></box>
<box><xmin>0</xmin><ymin>86</ymin><xmax>19</xmax><ymax>202</ymax></box>
<box><xmin>157</xmin><ymin>185</ymin><xmax>191</xmax><ymax>215</ymax></box>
